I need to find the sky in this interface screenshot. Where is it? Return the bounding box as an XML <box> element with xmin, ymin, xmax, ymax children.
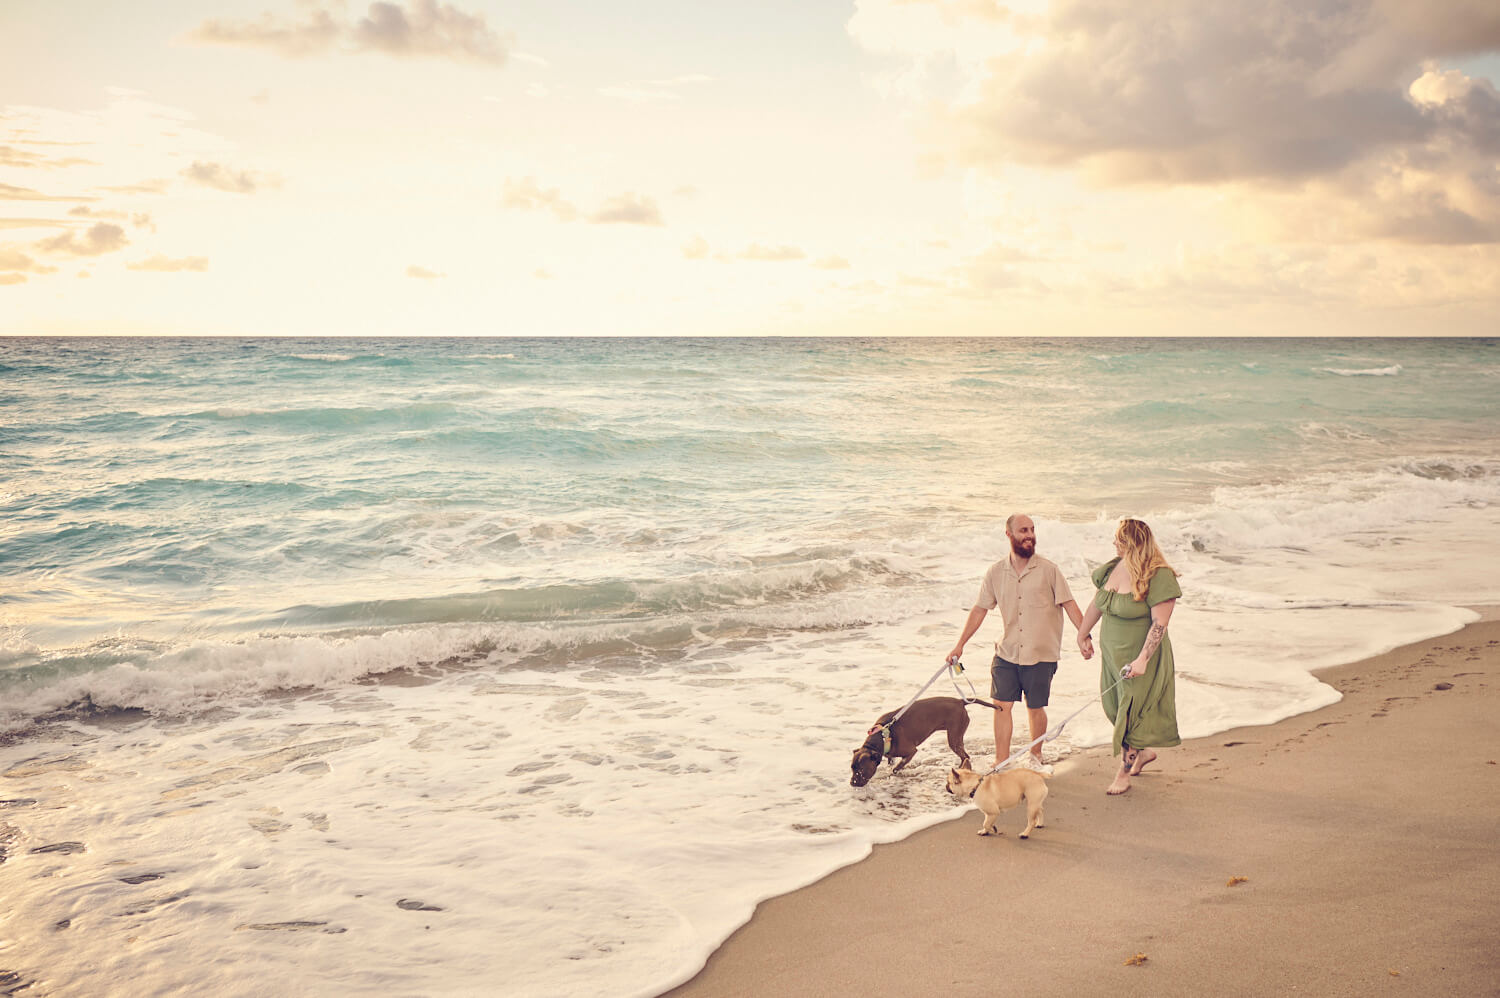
<box><xmin>2</xmin><ymin>0</ymin><xmax>1499</xmax><ymax>337</ymax></box>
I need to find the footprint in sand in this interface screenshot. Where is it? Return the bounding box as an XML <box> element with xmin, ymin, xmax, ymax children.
<box><xmin>30</xmin><ymin>842</ymin><xmax>86</xmax><ymax>855</ymax></box>
<box><xmin>121</xmin><ymin>893</ymin><xmax>188</xmax><ymax>916</ymax></box>
<box><xmin>397</xmin><ymin>898</ymin><xmax>444</xmax><ymax>911</ymax></box>
<box><xmin>236</xmin><ymin>921</ymin><xmax>347</xmax><ymax>934</ymax></box>
<box><xmin>3</xmin><ymin>756</ymin><xmax>90</xmax><ymax>778</ymax></box>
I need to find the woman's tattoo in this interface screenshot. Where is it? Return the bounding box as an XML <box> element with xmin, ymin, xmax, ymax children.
<box><xmin>1138</xmin><ymin>621</ymin><xmax>1166</xmax><ymax>662</ymax></box>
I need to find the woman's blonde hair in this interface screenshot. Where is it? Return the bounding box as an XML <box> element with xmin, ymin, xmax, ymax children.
<box><xmin>1116</xmin><ymin>518</ymin><xmax>1174</xmax><ymax>602</ymax></box>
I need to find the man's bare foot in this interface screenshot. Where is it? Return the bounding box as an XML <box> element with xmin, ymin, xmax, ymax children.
<box><xmin>1128</xmin><ymin>749</ymin><xmax>1158</xmax><ymax>776</ymax></box>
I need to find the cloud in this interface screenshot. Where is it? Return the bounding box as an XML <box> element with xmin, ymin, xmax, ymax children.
<box><xmin>502</xmin><ymin>176</ymin><xmax>577</xmax><ymax>220</ymax></box>
<box><xmin>504</xmin><ymin>180</ymin><xmax>664</xmax><ymax>227</ymax></box>
<box><xmin>861</xmin><ymin>0</ymin><xmax>1500</xmax><ymax>245</ymax></box>
<box><xmin>0</xmin><ymin>218</ymin><xmax>72</xmax><ymax>230</ymax></box>
<box><xmin>69</xmin><ymin>206</ymin><xmax>156</xmax><ymax>230</ymax></box>
<box><xmin>0</xmin><ymin>247</ymin><xmax>60</xmax><ymax>275</ymax></box>
<box><xmin>34</xmin><ymin>222</ymin><xmax>129</xmax><ymax>257</ymax></box>
<box><xmin>0</xmin><ymin>182</ymin><xmax>92</xmax><ymax>203</ymax></box>
<box><xmin>181</xmin><ymin>161</ymin><xmax>274</xmax><ymax>194</ymax></box>
<box><xmin>812</xmin><ymin>254</ymin><xmax>852</xmax><ymax>269</ymax></box>
<box><xmin>740</xmin><ymin>243</ymin><xmax>806</xmax><ymax>261</ymax></box>
<box><xmin>589</xmin><ymin>193</ymin><xmax>664</xmax><ymax>226</ymax></box>
<box><xmin>405</xmin><ymin>264</ymin><xmax>444</xmax><ymax>278</ymax></box>
<box><xmin>682</xmin><ymin>235</ymin><xmax>711</xmax><ymax>259</ymax></box>
<box><xmin>128</xmin><ymin>254</ymin><xmax>209</xmax><ymax>272</ymax></box>
<box><xmin>945</xmin><ymin>2</ymin><xmax>1431</xmax><ymax>184</ymax></box>
<box><xmin>0</xmin><ymin>273</ymin><xmax>27</xmax><ymax>285</ymax></box>
<box><xmin>0</xmin><ymin>145</ymin><xmax>96</xmax><ymax>169</ymax></box>
<box><xmin>101</xmin><ymin>179</ymin><xmax>172</xmax><ymax>196</ymax></box>
<box><xmin>963</xmin><ymin>242</ymin><xmax>1035</xmax><ymax>291</ymax></box>
<box><xmin>190</xmin><ymin>9</ymin><xmax>340</xmax><ymax>57</ymax></box>
<box><xmin>600</xmin><ymin>75</ymin><xmax>713</xmax><ymax>103</ymax></box>
<box><xmin>188</xmin><ymin>1</ymin><xmax>511</xmax><ymax>65</ymax></box>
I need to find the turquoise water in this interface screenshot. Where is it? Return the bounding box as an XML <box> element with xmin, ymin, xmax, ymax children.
<box><xmin>1</xmin><ymin>335</ymin><xmax>1498</xmax><ymax>997</ymax></box>
<box><xmin>4</xmin><ymin>336</ymin><xmax>1496</xmax><ymax>669</ymax></box>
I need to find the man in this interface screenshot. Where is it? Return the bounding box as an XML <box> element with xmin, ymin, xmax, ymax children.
<box><xmin>946</xmin><ymin>513</ymin><xmax>1090</xmax><ymax>772</ymax></box>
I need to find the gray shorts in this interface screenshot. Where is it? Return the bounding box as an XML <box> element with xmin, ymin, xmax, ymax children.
<box><xmin>991</xmin><ymin>656</ymin><xmax>1058</xmax><ymax>707</ymax></box>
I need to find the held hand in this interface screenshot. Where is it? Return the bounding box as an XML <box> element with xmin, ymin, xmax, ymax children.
<box><xmin>946</xmin><ymin>649</ymin><xmax>963</xmax><ymax>668</ymax></box>
<box><xmin>1077</xmin><ymin>633</ymin><xmax>1094</xmax><ymax>660</ymax></box>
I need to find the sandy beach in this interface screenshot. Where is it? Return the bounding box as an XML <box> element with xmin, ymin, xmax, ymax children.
<box><xmin>664</xmin><ymin>613</ymin><xmax>1500</xmax><ymax>998</ymax></box>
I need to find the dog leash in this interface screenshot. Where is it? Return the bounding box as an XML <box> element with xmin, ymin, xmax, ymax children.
<box><xmin>890</xmin><ymin>659</ymin><xmax>967</xmax><ymax>725</ymax></box>
<box><xmin>985</xmin><ymin>664</ymin><xmax>1134</xmax><ymax>776</ymax></box>
<box><xmin>945</xmin><ymin>657</ymin><xmax>993</xmax><ymax>707</ymax></box>
<box><xmin>867</xmin><ymin>659</ymin><xmax>971</xmax><ymax>755</ymax></box>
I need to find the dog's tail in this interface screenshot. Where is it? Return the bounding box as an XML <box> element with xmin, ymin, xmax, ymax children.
<box><xmin>962</xmin><ymin>697</ymin><xmax>1000</xmax><ymax>711</ymax></box>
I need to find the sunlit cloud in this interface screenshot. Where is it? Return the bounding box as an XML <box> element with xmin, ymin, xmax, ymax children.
<box><xmin>181</xmin><ymin>161</ymin><xmax>277</xmax><ymax>194</ymax></box>
<box><xmin>860</xmin><ymin>0</ymin><xmax>1500</xmax><ymax>246</ymax></box>
<box><xmin>0</xmin><ymin>219</ymin><xmax>72</xmax><ymax>231</ymax></box>
<box><xmin>187</xmin><ymin>1</ymin><xmax>513</xmax><ymax>65</ymax></box>
<box><xmin>682</xmin><ymin>235</ymin><xmax>711</xmax><ymax>259</ymax></box>
<box><xmin>812</xmin><ymin>255</ymin><xmax>851</xmax><ymax>270</ymax></box>
<box><xmin>588</xmin><ymin>193</ymin><xmax>664</xmax><ymax>226</ymax></box>
<box><xmin>405</xmin><ymin>264</ymin><xmax>444</xmax><ymax>279</ymax></box>
<box><xmin>101</xmin><ymin>179</ymin><xmax>172</xmax><ymax>196</ymax></box>
<box><xmin>501</xmin><ymin>176</ymin><xmax>577</xmax><ymax>220</ymax></box>
<box><xmin>69</xmin><ymin>206</ymin><xmax>156</xmax><ymax>231</ymax></box>
<box><xmin>0</xmin><ymin>248</ymin><xmax>60</xmax><ymax>277</ymax></box>
<box><xmin>0</xmin><ymin>182</ymin><xmax>94</xmax><ymax>203</ymax></box>
<box><xmin>962</xmin><ymin>242</ymin><xmax>1037</xmax><ymax>293</ymax></box>
<box><xmin>128</xmin><ymin>254</ymin><xmax>209</xmax><ymax>272</ymax></box>
<box><xmin>740</xmin><ymin>243</ymin><xmax>806</xmax><ymax>261</ymax></box>
<box><xmin>599</xmin><ymin>75</ymin><xmax>713</xmax><ymax>103</ymax></box>
<box><xmin>34</xmin><ymin>222</ymin><xmax>129</xmax><ymax>257</ymax></box>
<box><xmin>0</xmin><ymin>145</ymin><xmax>97</xmax><ymax>169</ymax></box>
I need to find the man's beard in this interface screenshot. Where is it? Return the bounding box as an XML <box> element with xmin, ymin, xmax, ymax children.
<box><xmin>1010</xmin><ymin>537</ymin><xmax>1035</xmax><ymax>557</ymax></box>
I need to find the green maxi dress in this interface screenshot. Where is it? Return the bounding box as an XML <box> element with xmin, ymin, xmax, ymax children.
<box><xmin>1093</xmin><ymin>558</ymin><xmax>1182</xmax><ymax>757</ymax></box>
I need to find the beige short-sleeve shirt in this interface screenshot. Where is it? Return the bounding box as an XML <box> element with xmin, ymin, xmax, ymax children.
<box><xmin>975</xmin><ymin>555</ymin><xmax>1076</xmax><ymax>666</ymax></box>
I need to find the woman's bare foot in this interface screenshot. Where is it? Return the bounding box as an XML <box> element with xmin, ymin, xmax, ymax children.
<box><xmin>1107</xmin><ymin>749</ymin><xmax>1134</xmax><ymax>794</ymax></box>
<box><xmin>1128</xmin><ymin>748</ymin><xmax>1158</xmax><ymax>776</ymax></box>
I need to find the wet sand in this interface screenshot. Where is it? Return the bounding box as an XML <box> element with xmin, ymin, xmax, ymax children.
<box><xmin>663</xmin><ymin>614</ymin><xmax>1500</xmax><ymax>998</ymax></box>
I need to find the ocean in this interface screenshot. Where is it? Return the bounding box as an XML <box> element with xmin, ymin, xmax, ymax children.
<box><xmin>2</xmin><ymin>336</ymin><xmax>1497</xmax><ymax>996</ymax></box>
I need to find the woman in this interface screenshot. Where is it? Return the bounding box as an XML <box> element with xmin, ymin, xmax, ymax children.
<box><xmin>1077</xmin><ymin>518</ymin><xmax>1181</xmax><ymax>795</ymax></box>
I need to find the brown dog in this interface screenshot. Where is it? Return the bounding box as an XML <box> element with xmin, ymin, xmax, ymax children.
<box><xmin>944</xmin><ymin>765</ymin><xmax>1049</xmax><ymax>838</ymax></box>
<box><xmin>850</xmin><ymin>696</ymin><xmax>982</xmax><ymax>787</ymax></box>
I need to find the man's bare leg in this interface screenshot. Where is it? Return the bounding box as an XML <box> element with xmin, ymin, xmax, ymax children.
<box><xmin>1025</xmin><ymin>705</ymin><xmax>1048</xmax><ymax>762</ymax></box>
<box><xmin>992</xmin><ymin>701</ymin><xmax>1014</xmax><ymax>768</ymax></box>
